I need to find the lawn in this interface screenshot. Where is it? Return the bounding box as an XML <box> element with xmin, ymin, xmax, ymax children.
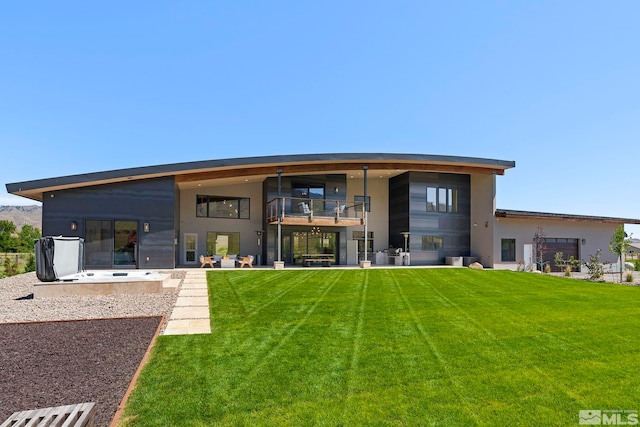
<box><xmin>121</xmin><ymin>269</ymin><xmax>640</xmax><ymax>426</ymax></box>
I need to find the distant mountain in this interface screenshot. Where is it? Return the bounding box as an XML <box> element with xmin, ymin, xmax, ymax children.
<box><xmin>0</xmin><ymin>205</ymin><xmax>42</xmax><ymax>230</ymax></box>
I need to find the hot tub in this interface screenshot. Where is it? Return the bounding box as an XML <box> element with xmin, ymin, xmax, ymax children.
<box><xmin>33</xmin><ymin>270</ymin><xmax>172</xmax><ymax>298</ymax></box>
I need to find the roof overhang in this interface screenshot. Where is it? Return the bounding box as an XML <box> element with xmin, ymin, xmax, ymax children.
<box><xmin>495</xmin><ymin>209</ymin><xmax>640</xmax><ymax>225</ymax></box>
<box><xmin>6</xmin><ymin>153</ymin><xmax>515</xmax><ymax>202</ymax></box>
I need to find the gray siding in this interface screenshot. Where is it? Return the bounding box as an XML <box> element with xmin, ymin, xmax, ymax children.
<box><xmin>43</xmin><ymin>177</ymin><xmax>176</xmax><ymax>269</ymax></box>
<box><xmin>389</xmin><ymin>172</ymin><xmax>471</xmax><ymax>265</ymax></box>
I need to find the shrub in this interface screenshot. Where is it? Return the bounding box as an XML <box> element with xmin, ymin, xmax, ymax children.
<box><xmin>626</xmin><ymin>270</ymin><xmax>634</xmax><ymax>283</ymax></box>
<box><xmin>3</xmin><ymin>256</ymin><xmax>19</xmax><ymax>277</ymax></box>
<box><xmin>564</xmin><ymin>265</ymin><xmax>572</xmax><ymax>277</ymax></box>
<box><xmin>544</xmin><ymin>263</ymin><xmax>551</xmax><ymax>274</ymax></box>
<box><xmin>24</xmin><ymin>253</ymin><xmax>36</xmax><ymax>273</ymax></box>
<box><xmin>583</xmin><ymin>250</ymin><xmax>604</xmax><ymax>280</ymax></box>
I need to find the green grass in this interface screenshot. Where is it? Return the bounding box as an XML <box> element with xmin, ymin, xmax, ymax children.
<box><xmin>121</xmin><ymin>269</ymin><xmax>640</xmax><ymax>426</ymax></box>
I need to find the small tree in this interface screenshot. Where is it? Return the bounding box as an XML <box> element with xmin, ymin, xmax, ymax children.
<box><xmin>554</xmin><ymin>251</ymin><xmax>580</xmax><ymax>274</ymax></box>
<box><xmin>609</xmin><ymin>225</ymin><xmax>631</xmax><ymax>283</ymax></box>
<box><xmin>24</xmin><ymin>253</ymin><xmax>36</xmax><ymax>273</ymax></box>
<box><xmin>583</xmin><ymin>249</ymin><xmax>604</xmax><ymax>280</ymax></box>
<box><xmin>3</xmin><ymin>256</ymin><xmax>19</xmax><ymax>277</ymax></box>
<box><xmin>534</xmin><ymin>226</ymin><xmax>547</xmax><ymax>272</ymax></box>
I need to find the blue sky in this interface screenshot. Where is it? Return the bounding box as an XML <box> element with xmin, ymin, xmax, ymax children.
<box><xmin>2</xmin><ymin>1</ymin><xmax>639</xmax><ymax>235</ymax></box>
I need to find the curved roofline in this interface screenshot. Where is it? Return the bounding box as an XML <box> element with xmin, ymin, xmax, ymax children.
<box><xmin>6</xmin><ymin>152</ymin><xmax>515</xmax><ymax>201</ymax></box>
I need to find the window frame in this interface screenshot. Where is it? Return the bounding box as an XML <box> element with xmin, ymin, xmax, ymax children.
<box><xmin>196</xmin><ymin>195</ymin><xmax>250</xmax><ymax>219</ymax></box>
<box><xmin>206</xmin><ymin>232</ymin><xmax>240</xmax><ymax>256</ymax></box>
<box><xmin>354</xmin><ymin>195</ymin><xmax>371</xmax><ymax>212</ymax></box>
<box><xmin>422</xmin><ymin>235</ymin><xmax>443</xmax><ymax>251</ymax></box>
<box><xmin>501</xmin><ymin>238</ymin><xmax>516</xmax><ymax>262</ymax></box>
<box><xmin>426</xmin><ymin>186</ymin><xmax>458</xmax><ymax>213</ymax></box>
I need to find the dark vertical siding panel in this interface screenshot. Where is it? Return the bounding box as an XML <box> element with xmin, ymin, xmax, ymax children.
<box><xmin>388</xmin><ymin>173</ymin><xmax>410</xmax><ymax>249</ymax></box>
<box><xmin>42</xmin><ymin>177</ymin><xmax>176</xmax><ymax>269</ymax></box>
<box><xmin>406</xmin><ymin>172</ymin><xmax>470</xmax><ymax>264</ymax></box>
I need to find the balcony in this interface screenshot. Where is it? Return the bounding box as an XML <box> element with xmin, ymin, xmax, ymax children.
<box><xmin>267</xmin><ymin>197</ymin><xmax>365</xmax><ymax>226</ymax></box>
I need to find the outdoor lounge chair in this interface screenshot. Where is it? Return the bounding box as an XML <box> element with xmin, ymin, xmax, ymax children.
<box><xmin>236</xmin><ymin>255</ymin><xmax>254</xmax><ymax>268</ymax></box>
<box><xmin>298</xmin><ymin>202</ymin><xmax>311</xmax><ymax>214</ymax></box>
<box><xmin>200</xmin><ymin>255</ymin><xmax>215</xmax><ymax>268</ymax></box>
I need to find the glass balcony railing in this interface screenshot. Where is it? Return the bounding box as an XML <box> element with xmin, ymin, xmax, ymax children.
<box><xmin>266</xmin><ymin>197</ymin><xmax>366</xmax><ymax>224</ymax></box>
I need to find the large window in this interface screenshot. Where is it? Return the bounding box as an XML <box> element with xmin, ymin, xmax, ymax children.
<box><xmin>207</xmin><ymin>232</ymin><xmax>240</xmax><ymax>256</ymax></box>
<box><xmin>422</xmin><ymin>236</ymin><xmax>443</xmax><ymax>251</ymax></box>
<box><xmin>197</xmin><ymin>195</ymin><xmax>250</xmax><ymax>219</ymax></box>
<box><xmin>353</xmin><ymin>231</ymin><xmax>374</xmax><ymax>253</ymax></box>
<box><xmin>426</xmin><ymin>187</ymin><xmax>458</xmax><ymax>213</ymax></box>
<box><xmin>354</xmin><ymin>195</ymin><xmax>371</xmax><ymax>212</ymax></box>
<box><xmin>501</xmin><ymin>239</ymin><xmax>516</xmax><ymax>262</ymax></box>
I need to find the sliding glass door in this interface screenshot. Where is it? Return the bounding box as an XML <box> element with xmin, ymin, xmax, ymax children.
<box><xmin>290</xmin><ymin>231</ymin><xmax>337</xmax><ymax>265</ymax></box>
<box><xmin>85</xmin><ymin>219</ymin><xmax>138</xmax><ymax>268</ymax></box>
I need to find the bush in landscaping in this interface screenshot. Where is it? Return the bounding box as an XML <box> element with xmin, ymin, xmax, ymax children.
<box><xmin>24</xmin><ymin>253</ymin><xmax>35</xmax><ymax>273</ymax></box>
<box><xmin>626</xmin><ymin>270</ymin><xmax>634</xmax><ymax>283</ymax></box>
<box><xmin>3</xmin><ymin>256</ymin><xmax>19</xmax><ymax>277</ymax></box>
<box><xmin>583</xmin><ymin>250</ymin><xmax>604</xmax><ymax>280</ymax></box>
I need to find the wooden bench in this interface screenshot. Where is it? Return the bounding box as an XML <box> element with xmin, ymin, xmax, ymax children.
<box><xmin>1</xmin><ymin>402</ymin><xmax>96</xmax><ymax>427</ymax></box>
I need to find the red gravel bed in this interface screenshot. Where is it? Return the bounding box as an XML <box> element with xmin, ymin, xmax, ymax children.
<box><xmin>0</xmin><ymin>317</ymin><xmax>162</xmax><ymax>427</ymax></box>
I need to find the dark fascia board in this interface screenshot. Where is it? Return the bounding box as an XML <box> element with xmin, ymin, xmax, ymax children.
<box><xmin>495</xmin><ymin>209</ymin><xmax>640</xmax><ymax>225</ymax></box>
<box><xmin>6</xmin><ymin>153</ymin><xmax>516</xmax><ymax>199</ymax></box>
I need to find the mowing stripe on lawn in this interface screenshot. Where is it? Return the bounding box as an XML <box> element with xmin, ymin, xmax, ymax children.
<box><xmin>120</xmin><ymin>269</ymin><xmax>640</xmax><ymax>426</ymax></box>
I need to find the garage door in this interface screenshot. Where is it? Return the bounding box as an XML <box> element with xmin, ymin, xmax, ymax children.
<box><xmin>543</xmin><ymin>238</ymin><xmax>579</xmax><ymax>272</ymax></box>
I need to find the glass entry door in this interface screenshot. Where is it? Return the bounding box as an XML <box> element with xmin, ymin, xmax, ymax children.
<box><xmin>85</xmin><ymin>220</ymin><xmax>113</xmax><ymax>268</ymax></box>
<box><xmin>114</xmin><ymin>220</ymin><xmax>138</xmax><ymax>267</ymax></box>
<box><xmin>184</xmin><ymin>233</ymin><xmax>197</xmax><ymax>264</ymax></box>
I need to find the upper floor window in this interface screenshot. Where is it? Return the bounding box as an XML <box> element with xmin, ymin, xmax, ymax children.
<box><xmin>292</xmin><ymin>184</ymin><xmax>324</xmax><ymax>199</ymax></box>
<box><xmin>197</xmin><ymin>195</ymin><xmax>250</xmax><ymax>219</ymax></box>
<box><xmin>354</xmin><ymin>195</ymin><xmax>371</xmax><ymax>212</ymax></box>
<box><xmin>427</xmin><ymin>187</ymin><xmax>458</xmax><ymax>213</ymax></box>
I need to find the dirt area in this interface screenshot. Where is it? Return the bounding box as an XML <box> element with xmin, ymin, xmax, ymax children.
<box><xmin>0</xmin><ymin>317</ymin><xmax>162</xmax><ymax>427</ymax></box>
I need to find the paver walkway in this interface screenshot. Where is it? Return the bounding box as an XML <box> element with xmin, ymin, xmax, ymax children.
<box><xmin>163</xmin><ymin>270</ymin><xmax>211</xmax><ymax>335</ymax></box>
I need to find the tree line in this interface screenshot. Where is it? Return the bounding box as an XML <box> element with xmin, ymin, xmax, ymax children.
<box><xmin>0</xmin><ymin>220</ymin><xmax>42</xmax><ymax>253</ymax></box>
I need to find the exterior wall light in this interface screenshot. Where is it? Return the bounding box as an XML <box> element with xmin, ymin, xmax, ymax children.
<box><xmin>70</xmin><ymin>221</ymin><xmax>77</xmax><ymax>231</ymax></box>
<box><xmin>144</xmin><ymin>223</ymin><xmax>150</xmax><ymax>233</ymax></box>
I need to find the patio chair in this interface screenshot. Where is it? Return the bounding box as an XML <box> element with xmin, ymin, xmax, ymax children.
<box><xmin>236</xmin><ymin>255</ymin><xmax>254</xmax><ymax>268</ymax></box>
<box><xmin>199</xmin><ymin>255</ymin><xmax>215</xmax><ymax>268</ymax></box>
<box><xmin>298</xmin><ymin>202</ymin><xmax>311</xmax><ymax>214</ymax></box>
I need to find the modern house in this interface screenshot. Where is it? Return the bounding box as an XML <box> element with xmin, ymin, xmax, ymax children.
<box><xmin>6</xmin><ymin>153</ymin><xmax>639</xmax><ymax>270</ymax></box>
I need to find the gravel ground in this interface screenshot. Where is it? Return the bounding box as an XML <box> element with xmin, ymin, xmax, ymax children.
<box><xmin>0</xmin><ymin>270</ymin><xmax>186</xmax><ymax>426</ymax></box>
<box><xmin>0</xmin><ymin>271</ymin><xmax>183</xmax><ymax>324</ymax></box>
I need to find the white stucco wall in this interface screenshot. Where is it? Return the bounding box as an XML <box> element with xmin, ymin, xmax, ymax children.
<box><xmin>470</xmin><ymin>174</ymin><xmax>496</xmax><ymax>267</ymax></box>
<box><xmin>493</xmin><ymin>217</ymin><xmax>621</xmax><ymax>271</ymax></box>
<box><xmin>178</xmin><ymin>182</ymin><xmax>264</xmax><ymax>265</ymax></box>
<box><xmin>345</xmin><ymin>177</ymin><xmax>390</xmax><ymax>252</ymax></box>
